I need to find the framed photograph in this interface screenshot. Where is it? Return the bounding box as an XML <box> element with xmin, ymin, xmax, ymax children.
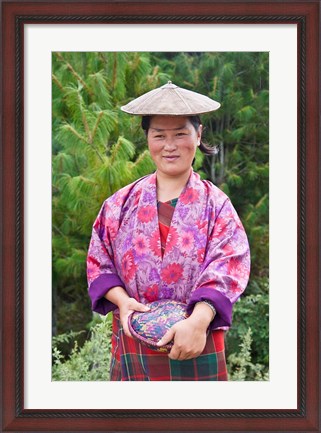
<box><xmin>1</xmin><ymin>1</ymin><xmax>320</xmax><ymax>432</ymax></box>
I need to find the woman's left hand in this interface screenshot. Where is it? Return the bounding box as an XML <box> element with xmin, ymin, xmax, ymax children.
<box><xmin>156</xmin><ymin>301</ymin><xmax>215</xmax><ymax>360</ymax></box>
<box><xmin>158</xmin><ymin>317</ymin><xmax>207</xmax><ymax>360</ymax></box>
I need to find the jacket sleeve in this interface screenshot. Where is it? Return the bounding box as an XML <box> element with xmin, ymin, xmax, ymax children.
<box><xmin>87</xmin><ymin>201</ymin><xmax>125</xmax><ymax>315</ymax></box>
<box><xmin>187</xmin><ymin>197</ymin><xmax>250</xmax><ymax>329</ymax></box>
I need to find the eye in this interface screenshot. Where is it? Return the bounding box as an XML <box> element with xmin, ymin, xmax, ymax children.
<box><xmin>154</xmin><ymin>134</ymin><xmax>164</xmax><ymax>139</ymax></box>
<box><xmin>176</xmin><ymin>132</ymin><xmax>187</xmax><ymax>137</ymax></box>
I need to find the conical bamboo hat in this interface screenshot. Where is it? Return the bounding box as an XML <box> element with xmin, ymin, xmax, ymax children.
<box><xmin>121</xmin><ymin>81</ymin><xmax>220</xmax><ymax>115</ymax></box>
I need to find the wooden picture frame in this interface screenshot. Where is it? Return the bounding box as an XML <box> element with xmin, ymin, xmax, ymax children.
<box><xmin>1</xmin><ymin>1</ymin><xmax>320</xmax><ymax>432</ymax></box>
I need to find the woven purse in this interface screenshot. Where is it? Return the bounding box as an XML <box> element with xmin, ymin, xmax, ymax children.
<box><xmin>128</xmin><ymin>299</ymin><xmax>188</xmax><ymax>353</ymax></box>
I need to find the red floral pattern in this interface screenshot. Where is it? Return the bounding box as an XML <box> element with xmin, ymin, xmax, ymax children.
<box><xmin>137</xmin><ymin>205</ymin><xmax>156</xmax><ymax>223</ymax></box>
<box><xmin>161</xmin><ymin>263</ymin><xmax>184</xmax><ymax>284</ymax></box>
<box><xmin>143</xmin><ymin>284</ymin><xmax>159</xmax><ymax>302</ymax></box>
<box><xmin>149</xmin><ymin>231</ymin><xmax>162</xmax><ymax>257</ymax></box>
<box><xmin>133</xmin><ymin>235</ymin><xmax>148</xmax><ymax>256</ymax></box>
<box><xmin>197</xmin><ymin>247</ymin><xmax>205</xmax><ymax>263</ymax></box>
<box><xmin>180</xmin><ymin>187</ymin><xmax>199</xmax><ymax>204</ymax></box>
<box><xmin>87</xmin><ymin>170</ymin><xmax>250</xmax><ymax>320</ymax></box>
<box><xmin>165</xmin><ymin>227</ymin><xmax>179</xmax><ymax>252</ymax></box>
<box><xmin>121</xmin><ymin>251</ymin><xmax>136</xmax><ymax>283</ymax></box>
<box><xmin>180</xmin><ymin>231</ymin><xmax>194</xmax><ymax>252</ymax></box>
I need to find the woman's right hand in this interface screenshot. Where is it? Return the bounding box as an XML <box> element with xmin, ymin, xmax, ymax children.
<box><xmin>104</xmin><ymin>286</ymin><xmax>150</xmax><ymax>337</ymax></box>
<box><xmin>119</xmin><ymin>297</ymin><xmax>150</xmax><ymax>337</ymax></box>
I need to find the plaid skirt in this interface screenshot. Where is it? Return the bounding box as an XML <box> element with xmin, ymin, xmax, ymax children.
<box><xmin>109</xmin><ymin>314</ymin><xmax>228</xmax><ymax>381</ymax></box>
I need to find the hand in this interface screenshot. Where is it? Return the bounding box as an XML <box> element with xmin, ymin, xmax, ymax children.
<box><xmin>156</xmin><ymin>317</ymin><xmax>207</xmax><ymax>361</ymax></box>
<box><xmin>119</xmin><ymin>297</ymin><xmax>150</xmax><ymax>337</ymax></box>
<box><xmin>104</xmin><ymin>286</ymin><xmax>150</xmax><ymax>338</ymax></box>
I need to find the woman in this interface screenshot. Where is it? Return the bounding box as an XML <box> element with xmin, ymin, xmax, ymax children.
<box><xmin>87</xmin><ymin>81</ymin><xmax>250</xmax><ymax>381</ymax></box>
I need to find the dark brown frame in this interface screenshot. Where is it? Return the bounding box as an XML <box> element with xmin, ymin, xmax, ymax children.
<box><xmin>1</xmin><ymin>1</ymin><xmax>320</xmax><ymax>432</ymax></box>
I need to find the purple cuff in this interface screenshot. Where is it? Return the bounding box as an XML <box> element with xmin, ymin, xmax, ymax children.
<box><xmin>88</xmin><ymin>273</ymin><xmax>125</xmax><ymax>315</ymax></box>
<box><xmin>187</xmin><ymin>287</ymin><xmax>233</xmax><ymax>329</ymax></box>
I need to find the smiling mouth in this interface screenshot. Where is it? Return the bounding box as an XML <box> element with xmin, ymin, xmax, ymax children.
<box><xmin>163</xmin><ymin>155</ymin><xmax>179</xmax><ymax>160</ymax></box>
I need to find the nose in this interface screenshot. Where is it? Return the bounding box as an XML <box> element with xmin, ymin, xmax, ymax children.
<box><xmin>163</xmin><ymin>138</ymin><xmax>177</xmax><ymax>151</ymax></box>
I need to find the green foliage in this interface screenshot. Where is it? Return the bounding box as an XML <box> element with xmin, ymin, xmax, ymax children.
<box><xmin>52</xmin><ymin>52</ymin><xmax>162</xmax><ymax>336</ymax></box>
<box><xmin>228</xmin><ymin>328</ymin><xmax>269</xmax><ymax>381</ymax></box>
<box><xmin>52</xmin><ymin>51</ymin><xmax>269</xmax><ymax>380</ymax></box>
<box><xmin>226</xmin><ymin>277</ymin><xmax>269</xmax><ymax>367</ymax></box>
<box><xmin>52</xmin><ymin>314</ymin><xmax>112</xmax><ymax>381</ymax></box>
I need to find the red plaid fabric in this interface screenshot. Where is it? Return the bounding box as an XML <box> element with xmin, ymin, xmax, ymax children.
<box><xmin>110</xmin><ymin>315</ymin><xmax>227</xmax><ymax>381</ymax></box>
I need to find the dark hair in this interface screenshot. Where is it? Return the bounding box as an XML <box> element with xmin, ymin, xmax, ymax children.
<box><xmin>141</xmin><ymin>115</ymin><xmax>218</xmax><ymax>155</ymax></box>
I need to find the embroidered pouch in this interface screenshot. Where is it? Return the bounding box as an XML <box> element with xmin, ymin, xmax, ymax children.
<box><xmin>128</xmin><ymin>299</ymin><xmax>188</xmax><ymax>353</ymax></box>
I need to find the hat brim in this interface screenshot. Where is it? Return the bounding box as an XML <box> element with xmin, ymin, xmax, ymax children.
<box><xmin>121</xmin><ymin>84</ymin><xmax>221</xmax><ymax>116</ymax></box>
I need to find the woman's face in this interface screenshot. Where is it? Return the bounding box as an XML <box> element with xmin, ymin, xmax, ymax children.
<box><xmin>147</xmin><ymin>116</ymin><xmax>202</xmax><ymax>179</ymax></box>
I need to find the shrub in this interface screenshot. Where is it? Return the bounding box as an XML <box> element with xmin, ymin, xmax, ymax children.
<box><xmin>227</xmin><ymin>328</ymin><xmax>269</xmax><ymax>381</ymax></box>
<box><xmin>226</xmin><ymin>278</ymin><xmax>269</xmax><ymax>368</ymax></box>
<box><xmin>52</xmin><ymin>313</ymin><xmax>112</xmax><ymax>381</ymax></box>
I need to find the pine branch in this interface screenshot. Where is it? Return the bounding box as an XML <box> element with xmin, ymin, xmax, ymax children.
<box><xmin>64</xmin><ymin>124</ymin><xmax>104</xmax><ymax>163</ymax></box>
<box><xmin>89</xmin><ymin>142</ymin><xmax>104</xmax><ymax>163</ymax></box>
<box><xmin>52</xmin><ymin>74</ymin><xmax>64</xmax><ymax>92</ymax></box>
<box><xmin>53</xmin><ymin>224</ymin><xmax>68</xmax><ymax>239</ymax></box>
<box><xmin>131</xmin><ymin>150</ymin><xmax>148</xmax><ymax>168</ymax></box>
<box><xmin>112</xmin><ymin>52</ymin><xmax>117</xmax><ymax>91</ymax></box>
<box><xmin>55</xmin><ymin>52</ymin><xmax>93</xmax><ymax>97</ymax></box>
<box><xmin>64</xmin><ymin>124</ymin><xmax>87</xmax><ymax>144</ymax></box>
<box><xmin>110</xmin><ymin>138</ymin><xmax>121</xmax><ymax>165</ymax></box>
<box><xmin>98</xmin><ymin>52</ymin><xmax>107</xmax><ymax>65</ymax></box>
<box><xmin>90</xmin><ymin>111</ymin><xmax>103</xmax><ymax>144</ymax></box>
<box><xmin>213</xmin><ymin>76</ymin><xmax>218</xmax><ymax>95</ymax></box>
<box><xmin>78</xmin><ymin>94</ymin><xmax>91</xmax><ymax>142</ymax></box>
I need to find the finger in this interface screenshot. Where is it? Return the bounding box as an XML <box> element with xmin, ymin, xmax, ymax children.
<box><xmin>132</xmin><ymin>300</ymin><xmax>151</xmax><ymax>313</ymax></box>
<box><xmin>157</xmin><ymin>328</ymin><xmax>175</xmax><ymax>347</ymax></box>
<box><xmin>168</xmin><ymin>347</ymin><xmax>181</xmax><ymax>360</ymax></box>
<box><xmin>122</xmin><ymin>322</ymin><xmax>132</xmax><ymax>338</ymax></box>
<box><xmin>171</xmin><ymin>348</ymin><xmax>189</xmax><ymax>361</ymax></box>
<box><xmin>137</xmin><ymin>303</ymin><xmax>151</xmax><ymax>312</ymax></box>
<box><xmin>178</xmin><ymin>352</ymin><xmax>194</xmax><ymax>361</ymax></box>
<box><xmin>169</xmin><ymin>345</ymin><xmax>199</xmax><ymax>360</ymax></box>
<box><xmin>180</xmin><ymin>350</ymin><xmax>202</xmax><ymax>361</ymax></box>
<box><xmin>121</xmin><ymin>314</ymin><xmax>133</xmax><ymax>337</ymax></box>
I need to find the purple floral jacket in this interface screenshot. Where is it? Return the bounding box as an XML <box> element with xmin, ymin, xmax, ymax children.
<box><xmin>87</xmin><ymin>170</ymin><xmax>250</xmax><ymax>329</ymax></box>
